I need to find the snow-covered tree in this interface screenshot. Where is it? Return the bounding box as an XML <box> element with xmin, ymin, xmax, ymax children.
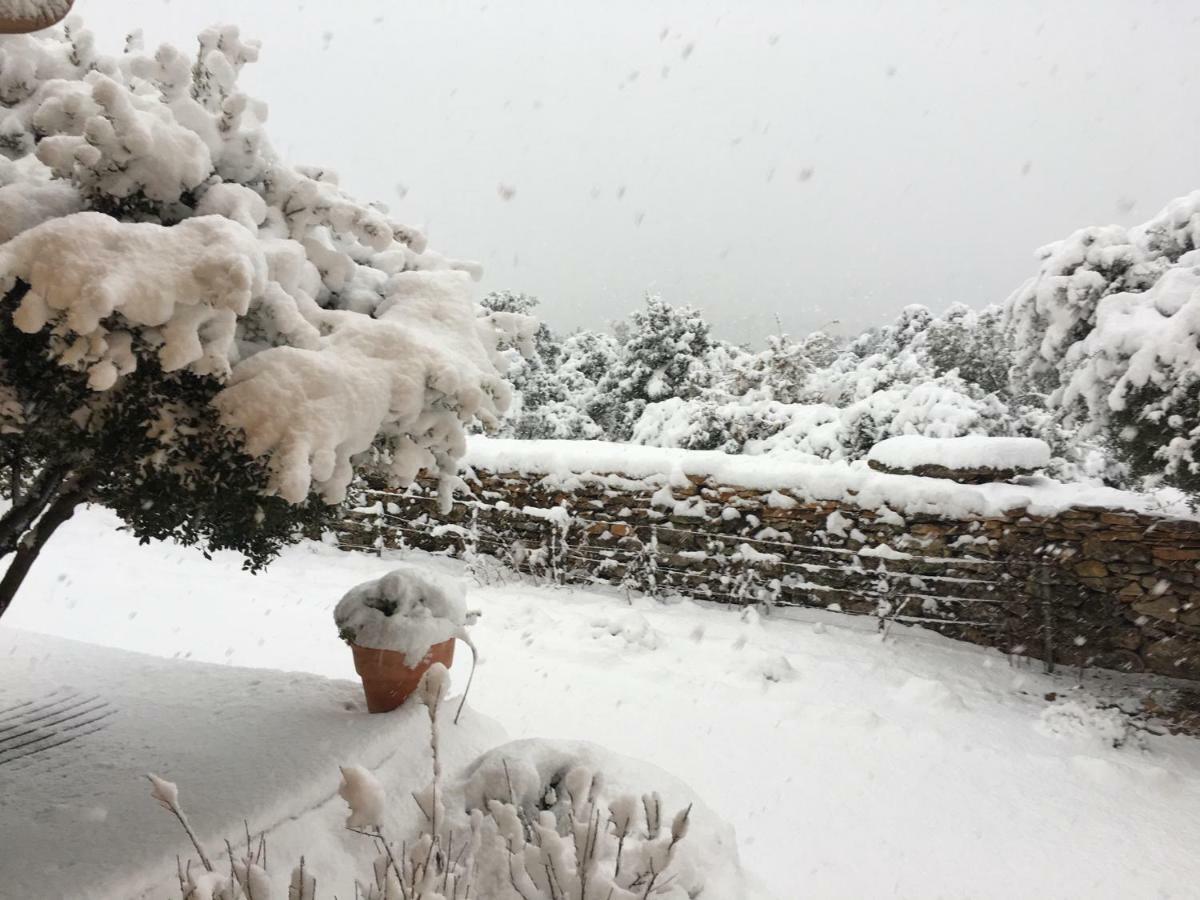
<box><xmin>1004</xmin><ymin>190</ymin><xmax>1200</xmax><ymax>495</ymax></box>
<box><xmin>0</xmin><ymin>22</ymin><xmax>524</xmax><ymax>616</ymax></box>
<box><xmin>590</xmin><ymin>295</ymin><xmax>713</xmax><ymax>440</ymax></box>
<box><xmin>925</xmin><ymin>303</ymin><xmax>1011</xmax><ymax>396</ymax></box>
<box><xmin>482</xmin><ymin>291</ymin><xmax>604</xmax><ymax>440</ymax></box>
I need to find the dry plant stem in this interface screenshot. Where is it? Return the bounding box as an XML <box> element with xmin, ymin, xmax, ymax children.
<box><xmin>454</xmin><ymin>636</ymin><xmax>478</xmax><ymax>725</ymax></box>
<box><xmin>149</xmin><ymin>776</ymin><xmax>214</xmax><ymax>873</ymax></box>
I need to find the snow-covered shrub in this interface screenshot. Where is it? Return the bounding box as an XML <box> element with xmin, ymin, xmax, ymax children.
<box><xmin>590</xmin><ymin>295</ymin><xmax>714</xmax><ymax>440</ymax></box>
<box><xmin>633</xmin><ymin>370</ymin><xmax>1015</xmax><ymax>461</ymax></box>
<box><xmin>715</xmin><ymin>330</ymin><xmax>840</xmax><ymax>405</ymax></box>
<box><xmin>151</xmin><ymin>665</ymin><xmax>749</xmax><ymax>899</ymax></box>
<box><xmin>487</xmin><ymin>293</ymin><xmax>607</xmax><ymax>442</ymax></box>
<box><xmin>925</xmin><ymin>303</ymin><xmax>1012</xmax><ymax>396</ymax></box>
<box><xmin>1004</xmin><ymin>190</ymin><xmax>1200</xmax><ymax>495</ymax></box>
<box><xmin>0</xmin><ymin>21</ymin><xmax>525</xmax><ymax>615</ymax></box>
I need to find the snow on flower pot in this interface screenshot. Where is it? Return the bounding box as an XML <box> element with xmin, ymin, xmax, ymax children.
<box><xmin>334</xmin><ymin>566</ymin><xmax>472</xmax><ymax>714</ymax></box>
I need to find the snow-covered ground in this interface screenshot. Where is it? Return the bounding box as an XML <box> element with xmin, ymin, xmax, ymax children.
<box><xmin>9</xmin><ymin>507</ymin><xmax>1200</xmax><ymax>898</ymax></box>
<box><xmin>0</xmin><ymin>629</ymin><xmax>506</xmax><ymax>899</ymax></box>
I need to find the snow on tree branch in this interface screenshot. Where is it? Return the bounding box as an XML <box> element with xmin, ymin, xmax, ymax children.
<box><xmin>0</xmin><ymin>19</ymin><xmax>528</xmax><ymax>505</ymax></box>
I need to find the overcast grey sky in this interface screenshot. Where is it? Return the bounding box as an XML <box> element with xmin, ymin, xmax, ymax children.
<box><xmin>95</xmin><ymin>1</ymin><xmax>1200</xmax><ymax>344</ymax></box>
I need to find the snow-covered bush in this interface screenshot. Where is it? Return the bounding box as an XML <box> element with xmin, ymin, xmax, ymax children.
<box><xmin>925</xmin><ymin>303</ymin><xmax>1012</xmax><ymax>397</ymax></box>
<box><xmin>0</xmin><ymin>21</ymin><xmax>524</xmax><ymax>616</ymax></box>
<box><xmin>486</xmin><ymin>292</ymin><xmax>607</xmax><ymax>441</ymax></box>
<box><xmin>151</xmin><ymin>665</ymin><xmax>748</xmax><ymax>899</ymax></box>
<box><xmin>634</xmin><ymin>371</ymin><xmax>1015</xmax><ymax>460</ymax></box>
<box><xmin>589</xmin><ymin>295</ymin><xmax>714</xmax><ymax>440</ymax></box>
<box><xmin>1004</xmin><ymin>190</ymin><xmax>1200</xmax><ymax>496</ymax></box>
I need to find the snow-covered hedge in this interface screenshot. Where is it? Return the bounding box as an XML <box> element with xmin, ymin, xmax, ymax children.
<box><xmin>1005</xmin><ymin>190</ymin><xmax>1200</xmax><ymax>495</ymax></box>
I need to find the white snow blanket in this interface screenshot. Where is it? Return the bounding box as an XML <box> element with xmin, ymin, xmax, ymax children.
<box><xmin>8</xmin><ymin>507</ymin><xmax>1200</xmax><ymax>898</ymax></box>
<box><xmin>867</xmin><ymin>435</ymin><xmax>1052</xmax><ymax>472</ymax></box>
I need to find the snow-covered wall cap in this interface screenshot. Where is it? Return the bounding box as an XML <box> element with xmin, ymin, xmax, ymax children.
<box><xmin>866</xmin><ymin>435</ymin><xmax>1051</xmax><ymax>472</ymax></box>
<box><xmin>462</xmin><ymin>437</ymin><xmax>1197</xmax><ymax>522</ymax></box>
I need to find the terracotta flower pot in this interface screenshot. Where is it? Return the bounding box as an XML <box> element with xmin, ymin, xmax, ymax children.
<box><xmin>349</xmin><ymin>638</ymin><xmax>456</xmax><ymax>713</ymax></box>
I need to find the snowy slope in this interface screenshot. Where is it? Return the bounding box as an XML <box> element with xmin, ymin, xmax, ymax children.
<box><xmin>8</xmin><ymin>507</ymin><xmax>1200</xmax><ymax>898</ymax></box>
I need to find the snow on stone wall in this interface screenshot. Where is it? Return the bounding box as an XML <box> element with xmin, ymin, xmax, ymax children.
<box><xmin>340</xmin><ymin>439</ymin><xmax>1200</xmax><ymax>683</ymax></box>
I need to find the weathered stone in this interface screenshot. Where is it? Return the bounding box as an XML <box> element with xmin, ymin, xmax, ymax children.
<box><xmin>867</xmin><ymin>458</ymin><xmax>1035</xmax><ymax>483</ymax></box>
<box><xmin>1088</xmin><ymin>649</ymin><xmax>1146</xmax><ymax>673</ymax></box>
<box><xmin>1144</xmin><ymin>638</ymin><xmax>1200</xmax><ymax>681</ymax></box>
<box><xmin>1179</xmin><ymin>607</ymin><xmax>1200</xmax><ymax>629</ymax></box>
<box><xmin>1132</xmin><ymin>596</ymin><xmax>1179</xmax><ymax>623</ymax></box>
<box><xmin>1113</xmin><ymin>629</ymin><xmax>1143</xmax><ymax>651</ymax></box>
<box><xmin>1099</xmin><ymin>511</ymin><xmax>1144</xmax><ymax>527</ymax></box>
<box><xmin>1073</xmin><ymin>560</ymin><xmax>1108</xmax><ymax>578</ymax></box>
<box><xmin>351</xmin><ymin>470</ymin><xmax>1200</xmax><ymax>685</ymax></box>
<box><xmin>1153</xmin><ymin>546</ymin><xmax>1200</xmax><ymax>562</ymax></box>
<box><xmin>1117</xmin><ymin>582</ymin><xmax>1145</xmax><ymax>600</ymax></box>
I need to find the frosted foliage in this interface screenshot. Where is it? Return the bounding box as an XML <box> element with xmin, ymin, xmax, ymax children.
<box><xmin>1005</xmin><ymin>190</ymin><xmax>1200</xmax><ymax>486</ymax></box>
<box><xmin>445</xmin><ymin>739</ymin><xmax>745</xmax><ymax>899</ymax></box>
<box><xmin>591</xmin><ymin>295</ymin><xmax>713</xmax><ymax>440</ymax></box>
<box><xmin>634</xmin><ymin>373</ymin><xmax>1010</xmax><ymax>460</ymax></box>
<box><xmin>0</xmin><ymin>23</ymin><xmax>522</xmax><ymax>504</ymax></box>
<box><xmin>2</xmin><ymin>212</ymin><xmax>265</xmax><ymax>386</ymax></box>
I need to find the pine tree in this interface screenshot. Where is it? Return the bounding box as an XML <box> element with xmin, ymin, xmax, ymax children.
<box><xmin>591</xmin><ymin>295</ymin><xmax>714</xmax><ymax>440</ymax></box>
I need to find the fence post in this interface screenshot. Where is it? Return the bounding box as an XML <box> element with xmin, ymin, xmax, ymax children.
<box><xmin>1041</xmin><ymin>594</ymin><xmax>1055</xmax><ymax>675</ymax></box>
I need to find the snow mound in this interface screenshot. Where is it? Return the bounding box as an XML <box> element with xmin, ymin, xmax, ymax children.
<box><xmin>591</xmin><ymin>610</ymin><xmax>663</xmax><ymax>649</ymax></box>
<box><xmin>0</xmin><ymin>627</ymin><xmax>505</xmax><ymax>900</ymax></box>
<box><xmin>447</xmin><ymin>738</ymin><xmax>752</xmax><ymax>899</ymax></box>
<box><xmin>867</xmin><ymin>435</ymin><xmax>1051</xmax><ymax>473</ymax></box>
<box><xmin>333</xmin><ymin>566</ymin><xmax>467</xmax><ymax>658</ymax></box>
<box><xmin>1036</xmin><ymin>699</ymin><xmax>1136</xmax><ymax>748</ymax></box>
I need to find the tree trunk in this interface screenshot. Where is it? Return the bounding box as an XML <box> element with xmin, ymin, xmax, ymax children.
<box><xmin>0</xmin><ymin>474</ymin><xmax>95</xmax><ymax>620</ymax></box>
<box><xmin>0</xmin><ymin>463</ymin><xmax>68</xmax><ymax>560</ymax></box>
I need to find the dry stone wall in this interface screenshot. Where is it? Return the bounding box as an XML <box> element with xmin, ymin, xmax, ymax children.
<box><xmin>339</xmin><ymin>468</ymin><xmax>1200</xmax><ymax>683</ymax></box>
